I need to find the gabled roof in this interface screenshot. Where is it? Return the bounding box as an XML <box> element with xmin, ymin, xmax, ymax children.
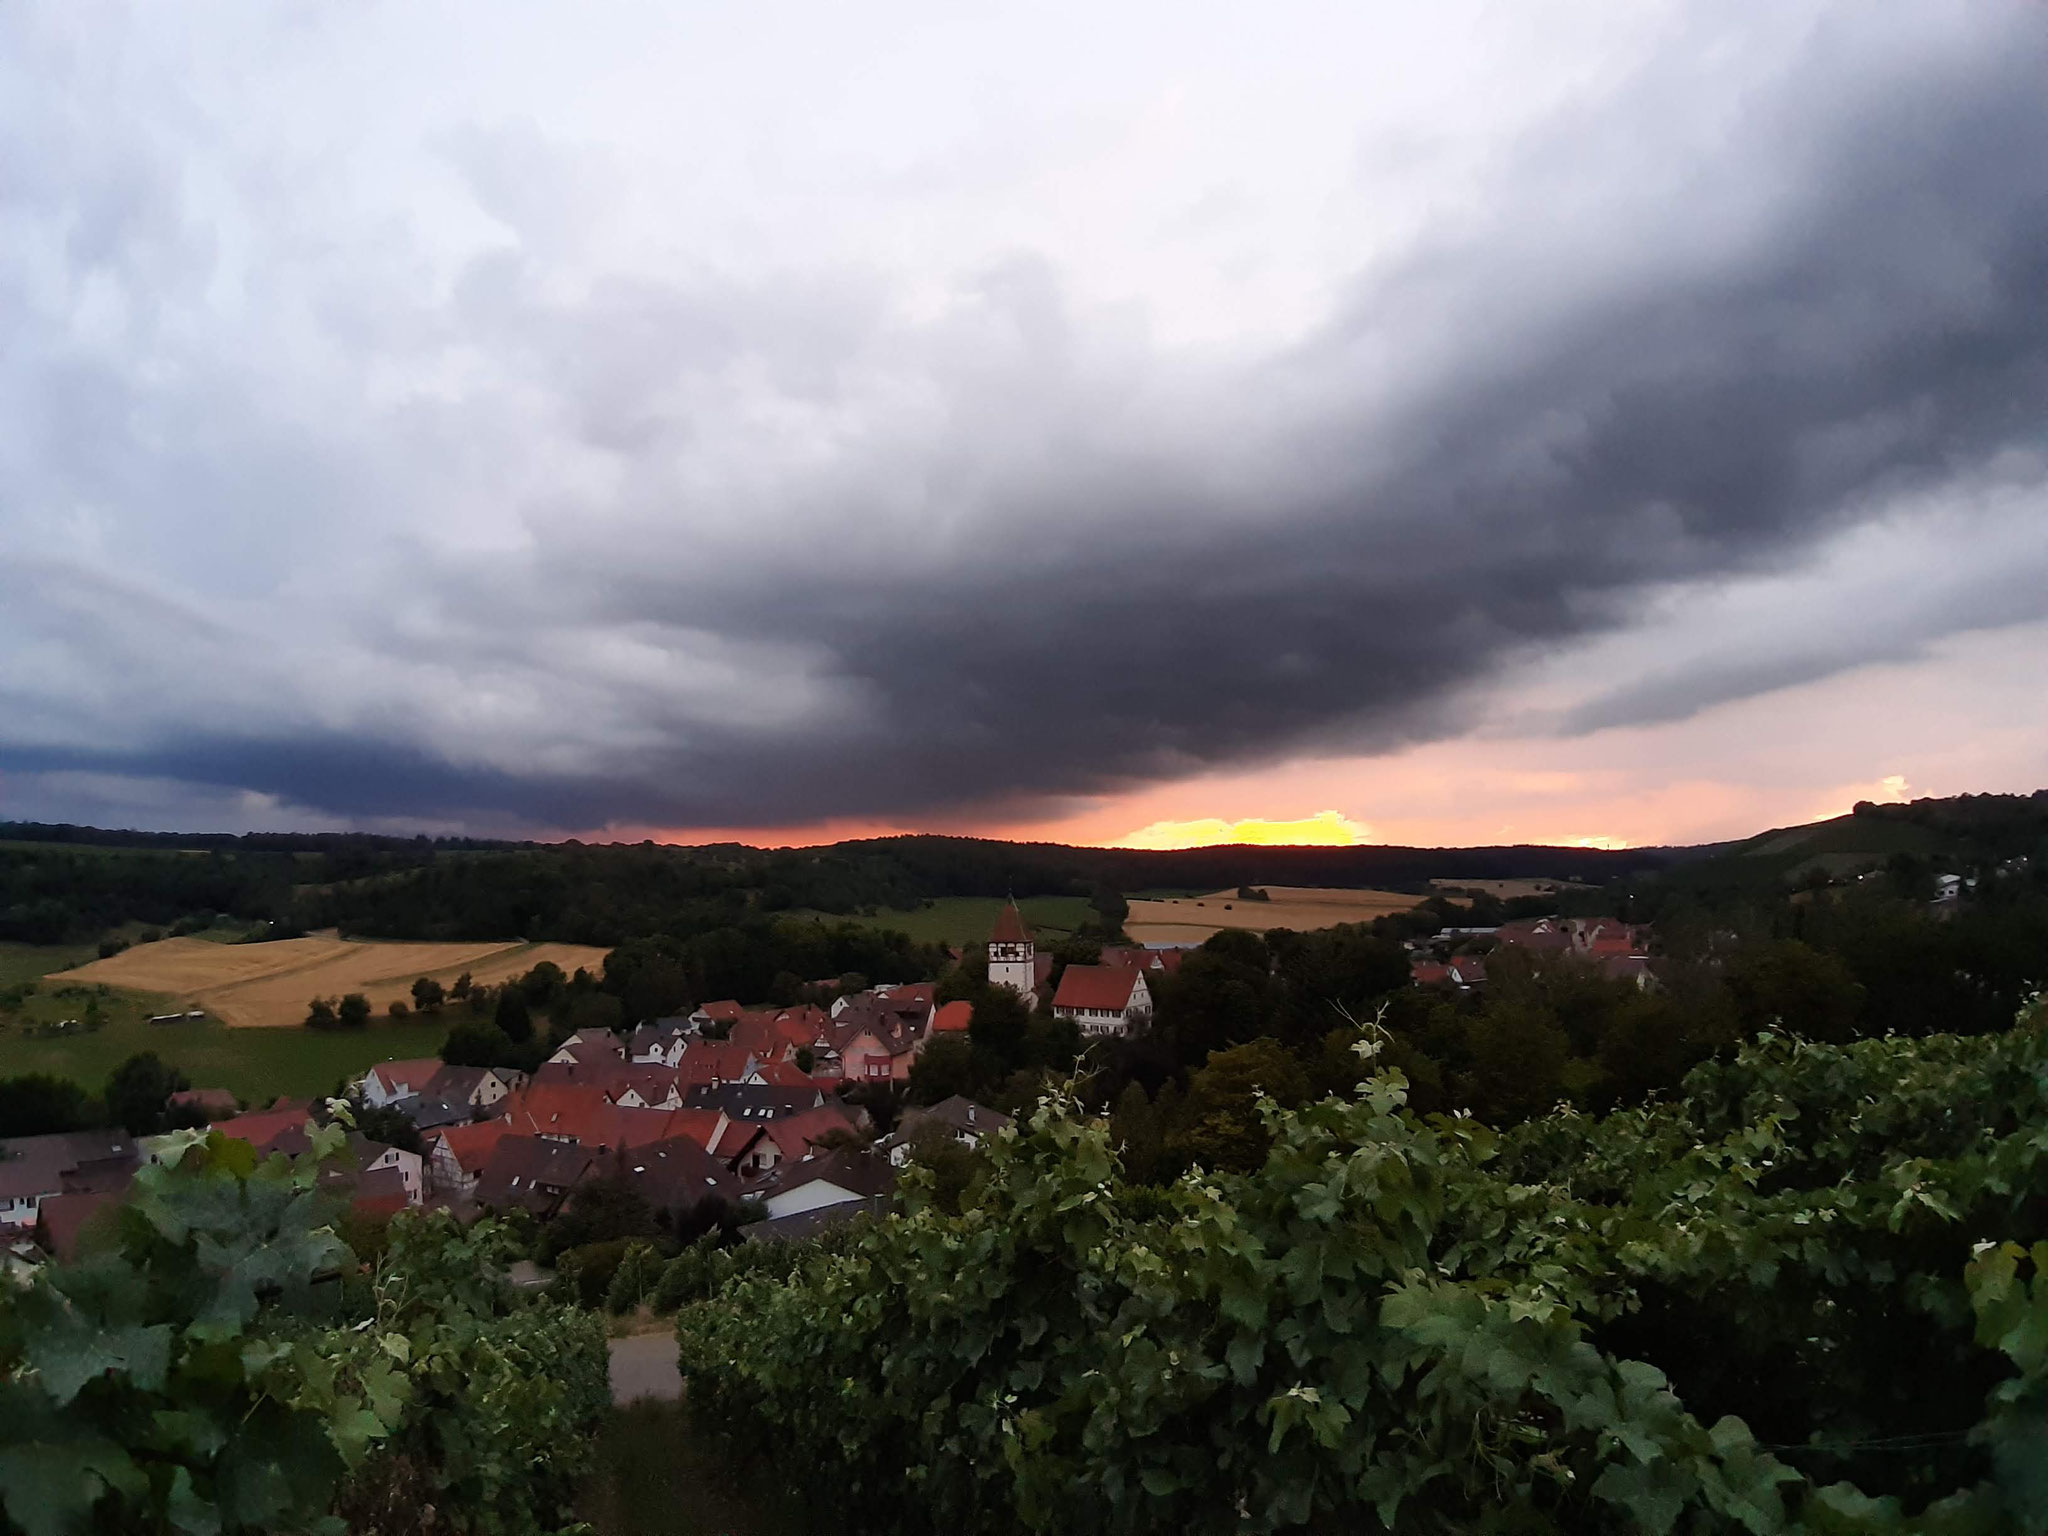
<box><xmin>614</xmin><ymin>1138</ymin><xmax>741</xmax><ymax>1210</ymax></box>
<box><xmin>1052</xmin><ymin>965</ymin><xmax>1142</xmax><ymax>1012</ymax></box>
<box><xmin>989</xmin><ymin>902</ymin><xmax>1032</xmax><ymax>944</ymax></box>
<box><xmin>425</xmin><ymin>1063</ymin><xmax>490</xmax><ymax>1102</ymax></box>
<box><xmin>167</xmin><ymin>1088</ymin><xmax>238</xmax><ymax>1121</ymax></box>
<box><xmin>207</xmin><ymin>1105</ymin><xmax>313</xmax><ymax>1156</ymax></box>
<box><xmin>682</xmin><ymin>1083</ymin><xmax>824</xmax><ymax>1119</ymax></box>
<box><xmin>434</xmin><ymin>1118</ymin><xmax>513</xmax><ymax>1174</ymax></box>
<box><xmin>0</xmin><ymin>1131</ymin><xmax>138</xmax><ymax>1204</ymax></box>
<box><xmin>474</xmin><ymin>1135</ymin><xmax>598</xmax><ymax>1215</ymax></box>
<box><xmin>367</xmin><ymin>1058</ymin><xmax>442</xmax><ymax>1097</ymax></box>
<box><xmin>36</xmin><ymin>1188</ymin><xmax>121</xmax><ymax>1259</ymax></box>
<box><xmin>765</xmin><ymin>1145</ymin><xmax>896</xmax><ymax>1203</ymax></box>
<box><xmin>697</xmin><ymin>1000</ymin><xmax>745</xmax><ymax>1023</ymax></box>
<box><xmin>759</xmin><ymin>1105</ymin><xmax>863</xmax><ymax>1163</ymax></box>
<box><xmin>903</xmin><ymin>1097</ymin><xmax>1010</xmax><ymax>1139</ymax></box>
<box><xmin>932</xmin><ymin>1000</ymin><xmax>973</xmax><ymax>1033</ymax></box>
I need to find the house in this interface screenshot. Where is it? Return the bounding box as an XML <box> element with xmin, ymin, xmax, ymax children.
<box><xmin>932</xmin><ymin>1000</ymin><xmax>973</xmax><ymax>1035</ymax></box>
<box><xmin>388</xmin><ymin>1095</ymin><xmax>474</xmax><ymax>1133</ymax></box>
<box><xmin>1051</xmin><ymin>965</ymin><xmax>1152</xmax><ymax>1037</ymax></box>
<box><xmin>428</xmin><ymin>1119</ymin><xmax>514</xmax><ymax>1199</ymax></box>
<box><xmin>682</xmin><ymin>1083</ymin><xmax>827</xmax><ymax>1121</ymax></box>
<box><xmin>0</xmin><ymin>1131</ymin><xmax>139</xmax><ymax>1234</ymax></box>
<box><xmin>1097</xmin><ymin>946</ymin><xmax>1186</xmax><ymax>979</ymax></box>
<box><xmin>832</xmin><ymin>996</ymin><xmax>933</xmax><ymax>1083</ymax></box>
<box><xmin>260</xmin><ymin>1127</ymin><xmax>425</xmax><ymax>1207</ymax></box>
<box><xmin>628</xmin><ymin>1023</ymin><xmax>688</xmax><ymax>1066</ymax></box>
<box><xmin>744</xmin><ymin>1196</ymin><xmax>890</xmax><ymax>1244</ymax></box>
<box><xmin>1410</xmin><ymin>959</ymin><xmax>1451</xmax><ymax>987</ymax></box>
<box><xmin>547</xmin><ymin>1029</ymin><xmax>627</xmax><ymax>1066</ymax></box>
<box><xmin>360</xmin><ymin>1058</ymin><xmax>444</xmax><ymax>1108</ymax></box>
<box><xmin>613</xmin><ymin>1137</ymin><xmax>743</xmax><ymax>1215</ymax></box>
<box><xmin>689</xmin><ymin>1000</ymin><xmax>746</xmax><ymax>1033</ymax></box>
<box><xmin>36</xmin><ymin>1189</ymin><xmax>123</xmax><ymax>1260</ymax></box>
<box><xmin>760</xmin><ymin>1146</ymin><xmax>896</xmax><ymax>1221</ymax></box>
<box><xmin>208</xmin><ymin>1102</ymin><xmax>316</xmax><ymax>1155</ymax></box>
<box><xmin>425</xmin><ymin>1062</ymin><xmax>524</xmax><ymax>1110</ymax></box>
<box><xmin>1446</xmin><ymin>956</ymin><xmax>1488</xmax><ymax>990</ymax></box>
<box><xmin>880</xmin><ymin>1097</ymin><xmax>1011</xmax><ymax>1167</ymax></box>
<box><xmin>473</xmin><ymin>1136</ymin><xmax>599</xmax><ymax>1218</ymax></box>
<box><xmin>167</xmin><ymin>1087</ymin><xmax>238</xmax><ymax>1122</ymax></box>
<box><xmin>1494</xmin><ymin>917</ymin><xmax>1573</xmax><ymax>954</ymax></box>
<box><xmin>987</xmin><ymin>901</ymin><xmax>1039</xmax><ymax>1006</ymax></box>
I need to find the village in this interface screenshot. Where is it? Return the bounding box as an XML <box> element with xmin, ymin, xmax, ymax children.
<box><xmin>0</xmin><ymin>894</ymin><xmax>1680</xmax><ymax>1274</ymax></box>
<box><xmin>1</xmin><ymin>901</ymin><xmax>1199</xmax><ymax>1267</ymax></box>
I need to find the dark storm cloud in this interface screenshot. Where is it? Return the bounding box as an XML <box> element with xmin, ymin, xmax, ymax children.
<box><xmin>5</xmin><ymin>6</ymin><xmax>2048</xmax><ymax>833</ymax></box>
<box><xmin>496</xmin><ymin>19</ymin><xmax>2048</xmax><ymax>827</ymax></box>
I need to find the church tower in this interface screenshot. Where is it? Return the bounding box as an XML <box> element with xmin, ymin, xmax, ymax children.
<box><xmin>987</xmin><ymin>899</ymin><xmax>1037</xmax><ymax>1005</ymax></box>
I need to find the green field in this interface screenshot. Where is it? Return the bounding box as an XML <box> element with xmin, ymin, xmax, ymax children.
<box><xmin>834</xmin><ymin>894</ymin><xmax>1095</xmax><ymax>947</ymax></box>
<box><xmin>0</xmin><ymin>943</ymin><xmax>451</xmax><ymax>1105</ymax></box>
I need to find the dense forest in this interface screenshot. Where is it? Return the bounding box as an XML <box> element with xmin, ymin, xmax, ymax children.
<box><xmin>0</xmin><ymin>818</ymin><xmax>1663</xmax><ymax>949</ymax></box>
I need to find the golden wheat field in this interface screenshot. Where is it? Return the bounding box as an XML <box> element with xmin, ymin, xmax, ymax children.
<box><xmin>47</xmin><ymin>936</ymin><xmax>610</xmax><ymax>1028</ymax></box>
<box><xmin>1124</xmin><ymin>886</ymin><xmax>1420</xmax><ymax>945</ymax></box>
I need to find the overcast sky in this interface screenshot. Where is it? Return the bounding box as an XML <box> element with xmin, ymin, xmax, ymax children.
<box><xmin>4</xmin><ymin>1</ymin><xmax>2046</xmax><ymax>848</ymax></box>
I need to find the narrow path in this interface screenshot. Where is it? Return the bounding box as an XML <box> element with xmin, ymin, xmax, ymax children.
<box><xmin>608</xmin><ymin>1332</ymin><xmax>683</xmax><ymax>1404</ymax></box>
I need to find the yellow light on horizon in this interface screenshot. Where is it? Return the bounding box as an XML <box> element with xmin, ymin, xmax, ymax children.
<box><xmin>1113</xmin><ymin>809</ymin><xmax>1372</xmax><ymax>850</ymax></box>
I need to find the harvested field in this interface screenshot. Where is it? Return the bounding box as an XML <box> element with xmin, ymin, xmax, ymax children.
<box><xmin>1428</xmin><ymin>877</ymin><xmax>1585</xmax><ymax>899</ymax></box>
<box><xmin>1125</xmin><ymin>886</ymin><xmax>1418</xmax><ymax>945</ymax></box>
<box><xmin>48</xmin><ymin>936</ymin><xmax>609</xmax><ymax>1028</ymax></box>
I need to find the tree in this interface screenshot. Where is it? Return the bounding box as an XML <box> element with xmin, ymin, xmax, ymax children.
<box><xmin>304</xmin><ymin>996</ymin><xmax>340</xmax><ymax>1031</ymax></box>
<box><xmin>966</xmin><ymin>986</ymin><xmax>1032</xmax><ymax>1077</ymax></box>
<box><xmin>1165</xmin><ymin>1037</ymin><xmax>1309</xmax><ymax>1174</ymax></box>
<box><xmin>411</xmin><ymin>976</ymin><xmax>446</xmax><ymax>1013</ymax></box>
<box><xmin>387</xmin><ymin>998</ymin><xmax>410</xmax><ymax>1018</ymax></box>
<box><xmin>105</xmin><ymin>1051</ymin><xmax>192</xmax><ymax>1136</ymax></box>
<box><xmin>450</xmin><ymin>970</ymin><xmax>473</xmax><ymax>1000</ymax></box>
<box><xmin>522</xmin><ymin>960</ymin><xmax>567</xmax><ymax>1006</ymax></box>
<box><xmin>0</xmin><ymin>1073</ymin><xmax>96</xmax><ymax>1138</ymax></box>
<box><xmin>1087</xmin><ymin>883</ymin><xmax>1130</xmax><ymax>938</ymax></box>
<box><xmin>494</xmin><ymin>985</ymin><xmax>533</xmax><ymax>1043</ymax></box>
<box><xmin>442</xmin><ymin>1021</ymin><xmax>518</xmax><ymax>1068</ymax></box>
<box><xmin>1727</xmin><ymin>939</ymin><xmax>1866</xmax><ymax>1043</ymax></box>
<box><xmin>907</xmin><ymin>1036</ymin><xmax>982</xmax><ymax>1106</ymax></box>
<box><xmin>337</xmin><ymin>992</ymin><xmax>373</xmax><ymax>1030</ymax></box>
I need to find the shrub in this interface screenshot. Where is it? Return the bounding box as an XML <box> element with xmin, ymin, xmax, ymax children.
<box><xmin>0</xmin><ymin>1126</ymin><xmax>609</xmax><ymax>1536</ymax></box>
<box><xmin>675</xmin><ymin>1016</ymin><xmax>2048</xmax><ymax>1533</ymax></box>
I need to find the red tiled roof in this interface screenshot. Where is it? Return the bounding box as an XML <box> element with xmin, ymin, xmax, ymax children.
<box><xmin>664</xmin><ymin>1108</ymin><xmax>726</xmax><ymax>1153</ymax></box>
<box><xmin>750</xmin><ymin>1059</ymin><xmax>815</xmax><ymax>1088</ymax></box>
<box><xmin>1052</xmin><ymin>965</ymin><xmax>1140</xmax><ymax>1012</ymax></box>
<box><xmin>932</xmin><ymin>1000</ymin><xmax>973</xmax><ymax>1033</ymax></box>
<box><xmin>1410</xmin><ymin>960</ymin><xmax>1450</xmax><ymax>985</ymax></box>
<box><xmin>209</xmin><ymin>1104</ymin><xmax>313</xmax><ymax>1155</ymax></box>
<box><xmin>700</xmin><ymin>1000</ymin><xmax>744</xmax><ymax>1022</ymax></box>
<box><xmin>990</xmin><ymin>902</ymin><xmax>1031</xmax><ymax>944</ymax></box>
<box><xmin>434</xmin><ymin>1119</ymin><xmax>512</xmax><ymax>1174</ymax></box>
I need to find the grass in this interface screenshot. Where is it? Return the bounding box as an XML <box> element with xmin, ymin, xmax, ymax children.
<box><xmin>0</xmin><ymin>941</ymin><xmax>454</xmax><ymax>1103</ymax></box>
<box><xmin>831</xmin><ymin>894</ymin><xmax>1096</xmax><ymax>948</ymax></box>
<box><xmin>581</xmin><ymin>1400</ymin><xmax>821</xmax><ymax>1536</ymax></box>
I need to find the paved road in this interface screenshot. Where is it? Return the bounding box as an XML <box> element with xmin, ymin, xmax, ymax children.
<box><xmin>608</xmin><ymin>1332</ymin><xmax>683</xmax><ymax>1404</ymax></box>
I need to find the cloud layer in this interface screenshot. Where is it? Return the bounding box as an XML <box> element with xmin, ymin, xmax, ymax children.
<box><xmin>3</xmin><ymin>2</ymin><xmax>2046</xmax><ymax>835</ymax></box>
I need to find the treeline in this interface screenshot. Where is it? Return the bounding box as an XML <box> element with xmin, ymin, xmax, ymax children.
<box><xmin>897</xmin><ymin>854</ymin><xmax>2048</xmax><ymax>1186</ymax></box>
<box><xmin>0</xmin><ymin>843</ymin><xmax>297</xmax><ymax>944</ymax></box>
<box><xmin>0</xmin><ymin>1051</ymin><xmax>211</xmax><ymax>1139</ymax></box>
<box><xmin>303</xmin><ymin>843</ymin><xmax>930</xmax><ymax>945</ymax></box>
<box><xmin>671</xmin><ymin>1019</ymin><xmax>2048</xmax><ymax>1532</ymax></box>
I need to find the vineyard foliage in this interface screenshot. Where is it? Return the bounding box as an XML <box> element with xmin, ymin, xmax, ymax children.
<box><xmin>677</xmin><ymin>1012</ymin><xmax>2048</xmax><ymax>1533</ymax></box>
<box><xmin>0</xmin><ymin>1124</ymin><xmax>608</xmax><ymax>1536</ymax></box>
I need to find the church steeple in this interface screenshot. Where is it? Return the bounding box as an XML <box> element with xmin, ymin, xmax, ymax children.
<box><xmin>987</xmin><ymin>899</ymin><xmax>1037</xmax><ymax>1002</ymax></box>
